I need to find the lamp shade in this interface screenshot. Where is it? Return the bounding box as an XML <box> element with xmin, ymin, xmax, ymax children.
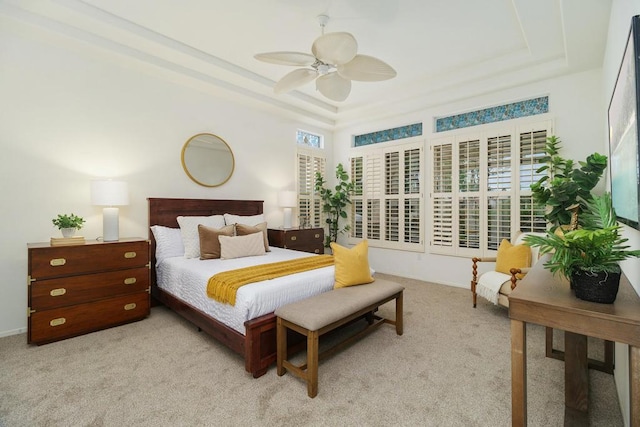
<box><xmin>278</xmin><ymin>190</ymin><xmax>297</xmax><ymax>208</ymax></box>
<box><xmin>91</xmin><ymin>180</ymin><xmax>129</xmax><ymax>206</ymax></box>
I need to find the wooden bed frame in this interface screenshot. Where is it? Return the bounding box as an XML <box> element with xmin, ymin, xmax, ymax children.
<box><xmin>148</xmin><ymin>197</ymin><xmax>286</xmax><ymax>378</ymax></box>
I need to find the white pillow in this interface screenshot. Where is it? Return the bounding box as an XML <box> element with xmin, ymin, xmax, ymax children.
<box><xmin>177</xmin><ymin>215</ymin><xmax>226</xmax><ymax>258</ymax></box>
<box><xmin>223</xmin><ymin>213</ymin><xmax>265</xmax><ymax>226</ymax></box>
<box><xmin>219</xmin><ymin>232</ymin><xmax>266</xmax><ymax>260</ymax></box>
<box><xmin>150</xmin><ymin>225</ymin><xmax>184</xmax><ymax>264</ymax></box>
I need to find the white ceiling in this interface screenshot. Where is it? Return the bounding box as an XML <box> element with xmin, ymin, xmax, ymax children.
<box><xmin>1</xmin><ymin>0</ymin><xmax>611</xmax><ymax>129</ymax></box>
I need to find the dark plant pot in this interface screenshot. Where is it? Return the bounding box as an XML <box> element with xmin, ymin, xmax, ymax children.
<box><xmin>571</xmin><ymin>268</ymin><xmax>621</xmax><ymax>304</ymax></box>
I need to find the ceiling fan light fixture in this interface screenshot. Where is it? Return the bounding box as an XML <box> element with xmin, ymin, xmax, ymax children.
<box><xmin>254</xmin><ymin>14</ymin><xmax>396</xmax><ymax>102</ymax></box>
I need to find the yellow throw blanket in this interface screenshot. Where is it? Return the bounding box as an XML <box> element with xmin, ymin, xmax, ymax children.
<box><xmin>207</xmin><ymin>255</ymin><xmax>334</xmax><ymax>306</ymax></box>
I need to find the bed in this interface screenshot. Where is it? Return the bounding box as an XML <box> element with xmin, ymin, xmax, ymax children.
<box><xmin>147</xmin><ymin>197</ymin><xmax>333</xmax><ymax>378</ymax></box>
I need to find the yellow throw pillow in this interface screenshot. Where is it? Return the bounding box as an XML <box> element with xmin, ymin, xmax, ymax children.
<box><xmin>495</xmin><ymin>239</ymin><xmax>531</xmax><ymax>276</ymax></box>
<box><xmin>330</xmin><ymin>240</ymin><xmax>374</xmax><ymax>289</ymax></box>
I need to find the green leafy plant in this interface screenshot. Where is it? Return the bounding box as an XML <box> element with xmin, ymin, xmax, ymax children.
<box><xmin>524</xmin><ymin>193</ymin><xmax>640</xmax><ymax>279</ymax></box>
<box><xmin>315</xmin><ymin>163</ymin><xmax>355</xmax><ymax>247</ymax></box>
<box><xmin>530</xmin><ymin>136</ymin><xmax>608</xmax><ymax>229</ymax></box>
<box><xmin>52</xmin><ymin>213</ymin><xmax>85</xmax><ymax>230</ymax></box>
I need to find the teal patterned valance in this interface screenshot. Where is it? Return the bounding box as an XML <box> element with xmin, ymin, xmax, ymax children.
<box><xmin>354</xmin><ymin>123</ymin><xmax>422</xmax><ymax>147</ymax></box>
<box><xmin>435</xmin><ymin>96</ymin><xmax>549</xmax><ymax>132</ymax></box>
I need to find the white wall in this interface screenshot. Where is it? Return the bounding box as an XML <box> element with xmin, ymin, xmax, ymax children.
<box><xmin>602</xmin><ymin>2</ymin><xmax>640</xmax><ymax>426</ymax></box>
<box><xmin>0</xmin><ymin>22</ymin><xmax>332</xmax><ymax>337</ymax></box>
<box><xmin>334</xmin><ymin>68</ymin><xmax>605</xmax><ymax>287</ymax></box>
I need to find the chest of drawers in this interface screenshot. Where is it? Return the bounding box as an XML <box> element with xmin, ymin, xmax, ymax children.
<box><xmin>267</xmin><ymin>227</ymin><xmax>324</xmax><ymax>254</ymax></box>
<box><xmin>27</xmin><ymin>238</ymin><xmax>150</xmax><ymax>344</ymax></box>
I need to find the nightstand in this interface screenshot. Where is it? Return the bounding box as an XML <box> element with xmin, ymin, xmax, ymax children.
<box><xmin>268</xmin><ymin>227</ymin><xmax>324</xmax><ymax>254</ymax></box>
<box><xmin>27</xmin><ymin>238</ymin><xmax>150</xmax><ymax>344</ymax></box>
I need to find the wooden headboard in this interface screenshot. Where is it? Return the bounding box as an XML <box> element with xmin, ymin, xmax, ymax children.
<box><xmin>147</xmin><ymin>198</ymin><xmax>263</xmax><ymax>285</ymax></box>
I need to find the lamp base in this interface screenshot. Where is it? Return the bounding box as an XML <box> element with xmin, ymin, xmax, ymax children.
<box><xmin>283</xmin><ymin>207</ymin><xmax>293</xmax><ymax>229</ymax></box>
<box><xmin>102</xmin><ymin>207</ymin><xmax>120</xmax><ymax>242</ymax></box>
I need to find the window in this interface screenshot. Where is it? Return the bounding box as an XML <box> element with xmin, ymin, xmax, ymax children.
<box><xmin>429</xmin><ymin>121</ymin><xmax>550</xmax><ymax>257</ymax></box>
<box><xmin>297</xmin><ymin>148</ymin><xmax>326</xmax><ymax>228</ymax></box>
<box><xmin>349</xmin><ymin>140</ymin><xmax>424</xmax><ymax>251</ymax></box>
<box><xmin>297</xmin><ymin>130</ymin><xmax>323</xmax><ymax>149</ymax></box>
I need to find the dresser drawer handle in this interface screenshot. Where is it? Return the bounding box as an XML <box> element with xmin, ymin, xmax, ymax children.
<box><xmin>49</xmin><ymin>258</ymin><xmax>66</xmax><ymax>267</ymax></box>
<box><xmin>314</xmin><ymin>233</ymin><xmax>320</xmax><ymax>239</ymax></box>
<box><xmin>123</xmin><ymin>277</ymin><xmax>137</xmax><ymax>285</ymax></box>
<box><xmin>50</xmin><ymin>288</ymin><xmax>66</xmax><ymax>297</ymax></box>
<box><xmin>124</xmin><ymin>252</ymin><xmax>137</xmax><ymax>259</ymax></box>
<box><xmin>290</xmin><ymin>236</ymin><xmax>297</xmax><ymax>241</ymax></box>
<box><xmin>50</xmin><ymin>317</ymin><xmax>66</xmax><ymax>327</ymax></box>
<box><xmin>314</xmin><ymin>249</ymin><xmax>320</xmax><ymax>254</ymax></box>
<box><xmin>124</xmin><ymin>303</ymin><xmax>137</xmax><ymax>311</ymax></box>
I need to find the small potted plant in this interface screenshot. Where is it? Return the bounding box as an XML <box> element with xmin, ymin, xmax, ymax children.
<box><xmin>52</xmin><ymin>213</ymin><xmax>85</xmax><ymax>238</ymax></box>
<box><xmin>524</xmin><ymin>193</ymin><xmax>640</xmax><ymax>303</ymax></box>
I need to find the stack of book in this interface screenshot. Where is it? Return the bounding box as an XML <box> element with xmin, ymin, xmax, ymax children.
<box><xmin>50</xmin><ymin>236</ymin><xmax>86</xmax><ymax>246</ymax></box>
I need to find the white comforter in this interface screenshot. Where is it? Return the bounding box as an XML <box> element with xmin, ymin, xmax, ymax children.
<box><xmin>156</xmin><ymin>247</ymin><xmax>335</xmax><ymax>335</ymax></box>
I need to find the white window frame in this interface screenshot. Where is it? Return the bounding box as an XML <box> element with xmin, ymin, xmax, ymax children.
<box><xmin>348</xmin><ymin>138</ymin><xmax>425</xmax><ymax>252</ymax></box>
<box><xmin>429</xmin><ymin>119</ymin><xmax>552</xmax><ymax>258</ymax></box>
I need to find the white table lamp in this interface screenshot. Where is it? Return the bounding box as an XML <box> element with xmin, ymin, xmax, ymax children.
<box><xmin>278</xmin><ymin>190</ymin><xmax>297</xmax><ymax>229</ymax></box>
<box><xmin>91</xmin><ymin>180</ymin><xmax>129</xmax><ymax>241</ymax></box>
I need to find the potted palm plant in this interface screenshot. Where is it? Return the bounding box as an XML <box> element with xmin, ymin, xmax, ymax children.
<box><xmin>524</xmin><ymin>193</ymin><xmax>640</xmax><ymax>303</ymax></box>
<box><xmin>52</xmin><ymin>213</ymin><xmax>85</xmax><ymax>238</ymax></box>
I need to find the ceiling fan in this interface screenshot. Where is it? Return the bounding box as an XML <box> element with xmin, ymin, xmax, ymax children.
<box><xmin>254</xmin><ymin>15</ymin><xmax>396</xmax><ymax>102</ymax></box>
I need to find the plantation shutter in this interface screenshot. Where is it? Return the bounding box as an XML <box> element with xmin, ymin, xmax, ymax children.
<box><xmin>404</xmin><ymin>148</ymin><xmax>421</xmax><ymax>243</ymax></box>
<box><xmin>431</xmin><ymin>141</ymin><xmax>454</xmax><ymax>251</ymax></box>
<box><xmin>366</xmin><ymin>153</ymin><xmax>382</xmax><ymax>241</ymax></box>
<box><xmin>297</xmin><ymin>149</ymin><xmax>325</xmax><ymax>228</ymax></box>
<box><xmin>486</xmin><ymin>134</ymin><xmax>512</xmax><ymax>250</ymax></box>
<box><xmin>457</xmin><ymin>139</ymin><xmax>481</xmax><ymax>250</ymax></box>
<box><xmin>518</xmin><ymin>128</ymin><xmax>548</xmax><ymax>233</ymax></box>
<box><xmin>385</xmin><ymin>151</ymin><xmax>400</xmax><ymax>241</ymax></box>
<box><xmin>429</xmin><ymin>120</ymin><xmax>551</xmax><ymax>257</ymax></box>
<box><xmin>349</xmin><ymin>140</ymin><xmax>423</xmax><ymax>251</ymax></box>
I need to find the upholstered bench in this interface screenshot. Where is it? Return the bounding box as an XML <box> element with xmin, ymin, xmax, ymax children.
<box><xmin>275</xmin><ymin>278</ymin><xmax>404</xmax><ymax>398</ymax></box>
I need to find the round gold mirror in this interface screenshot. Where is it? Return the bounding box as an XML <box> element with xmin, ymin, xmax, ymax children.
<box><xmin>181</xmin><ymin>133</ymin><xmax>235</xmax><ymax>187</ymax></box>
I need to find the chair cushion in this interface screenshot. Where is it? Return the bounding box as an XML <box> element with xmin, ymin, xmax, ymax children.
<box><xmin>495</xmin><ymin>239</ymin><xmax>531</xmax><ymax>275</ymax></box>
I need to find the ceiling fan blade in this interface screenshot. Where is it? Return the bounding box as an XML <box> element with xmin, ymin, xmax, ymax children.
<box><xmin>316</xmin><ymin>72</ymin><xmax>351</xmax><ymax>102</ymax></box>
<box><xmin>312</xmin><ymin>32</ymin><xmax>357</xmax><ymax>65</ymax></box>
<box><xmin>337</xmin><ymin>54</ymin><xmax>397</xmax><ymax>81</ymax></box>
<box><xmin>274</xmin><ymin>68</ymin><xmax>317</xmax><ymax>94</ymax></box>
<box><xmin>254</xmin><ymin>51</ymin><xmax>316</xmax><ymax>66</ymax></box>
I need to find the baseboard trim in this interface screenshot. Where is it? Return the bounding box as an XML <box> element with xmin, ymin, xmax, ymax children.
<box><xmin>0</xmin><ymin>327</ymin><xmax>27</xmax><ymax>338</ymax></box>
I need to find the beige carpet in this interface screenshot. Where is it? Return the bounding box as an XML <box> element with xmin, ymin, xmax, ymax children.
<box><xmin>0</xmin><ymin>274</ymin><xmax>623</xmax><ymax>426</ymax></box>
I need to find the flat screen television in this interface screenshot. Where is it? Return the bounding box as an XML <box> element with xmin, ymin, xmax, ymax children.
<box><xmin>608</xmin><ymin>14</ymin><xmax>640</xmax><ymax>231</ymax></box>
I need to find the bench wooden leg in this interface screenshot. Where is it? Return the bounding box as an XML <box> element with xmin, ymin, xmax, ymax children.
<box><xmin>276</xmin><ymin>317</ymin><xmax>286</xmax><ymax>376</ymax></box>
<box><xmin>307</xmin><ymin>330</ymin><xmax>319</xmax><ymax>398</ymax></box>
<box><xmin>396</xmin><ymin>293</ymin><xmax>404</xmax><ymax>335</ymax></box>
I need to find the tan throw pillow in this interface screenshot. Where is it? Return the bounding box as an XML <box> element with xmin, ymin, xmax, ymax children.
<box><xmin>198</xmin><ymin>224</ymin><xmax>234</xmax><ymax>260</ymax></box>
<box><xmin>495</xmin><ymin>239</ymin><xmax>531</xmax><ymax>276</ymax></box>
<box><xmin>235</xmin><ymin>222</ymin><xmax>270</xmax><ymax>252</ymax></box>
<box><xmin>330</xmin><ymin>240</ymin><xmax>374</xmax><ymax>289</ymax></box>
<box><xmin>177</xmin><ymin>215</ymin><xmax>226</xmax><ymax>258</ymax></box>
<box><xmin>219</xmin><ymin>232</ymin><xmax>266</xmax><ymax>260</ymax></box>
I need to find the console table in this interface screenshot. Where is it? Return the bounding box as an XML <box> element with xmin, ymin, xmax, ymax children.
<box><xmin>509</xmin><ymin>257</ymin><xmax>640</xmax><ymax>426</ymax></box>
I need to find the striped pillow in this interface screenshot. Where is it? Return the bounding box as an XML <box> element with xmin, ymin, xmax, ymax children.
<box><xmin>219</xmin><ymin>232</ymin><xmax>266</xmax><ymax>260</ymax></box>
